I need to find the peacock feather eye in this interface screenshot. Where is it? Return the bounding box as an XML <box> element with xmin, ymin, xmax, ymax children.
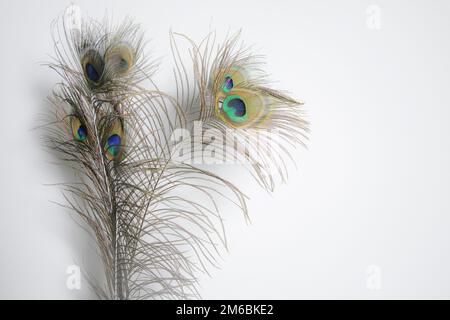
<box><xmin>104</xmin><ymin>118</ymin><xmax>125</xmax><ymax>161</ymax></box>
<box><xmin>71</xmin><ymin>116</ymin><xmax>88</xmax><ymax>142</ymax></box>
<box><xmin>85</xmin><ymin>63</ymin><xmax>100</xmax><ymax>82</ymax></box>
<box><xmin>222</xmin><ymin>75</ymin><xmax>234</xmax><ymax>93</ymax></box>
<box><xmin>76</xmin><ymin>125</ymin><xmax>88</xmax><ymax>141</ymax></box>
<box><xmin>222</xmin><ymin>95</ymin><xmax>248</xmax><ymax>123</ymax></box>
<box><xmin>105</xmin><ymin>44</ymin><xmax>134</xmax><ymax>76</ymax></box>
<box><xmin>216</xmin><ymin>88</ymin><xmax>272</xmax><ymax>128</ymax></box>
<box><xmin>81</xmin><ymin>49</ymin><xmax>104</xmax><ymax>84</ymax></box>
<box><xmin>105</xmin><ymin>134</ymin><xmax>121</xmax><ymax>158</ymax></box>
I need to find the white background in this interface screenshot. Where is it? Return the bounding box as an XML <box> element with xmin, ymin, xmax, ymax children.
<box><xmin>0</xmin><ymin>0</ymin><xmax>450</xmax><ymax>299</ymax></box>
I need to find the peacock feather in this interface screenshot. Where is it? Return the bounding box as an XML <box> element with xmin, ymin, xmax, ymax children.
<box><xmin>45</xmin><ymin>7</ymin><xmax>307</xmax><ymax>300</ymax></box>
<box><xmin>170</xmin><ymin>31</ymin><xmax>309</xmax><ymax>191</ymax></box>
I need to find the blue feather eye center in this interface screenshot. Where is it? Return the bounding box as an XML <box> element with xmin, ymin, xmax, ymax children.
<box><xmin>76</xmin><ymin>125</ymin><xmax>87</xmax><ymax>141</ymax></box>
<box><xmin>85</xmin><ymin>63</ymin><xmax>100</xmax><ymax>82</ymax></box>
<box><xmin>222</xmin><ymin>76</ymin><xmax>234</xmax><ymax>93</ymax></box>
<box><xmin>222</xmin><ymin>95</ymin><xmax>248</xmax><ymax>123</ymax></box>
<box><xmin>229</xmin><ymin>99</ymin><xmax>246</xmax><ymax>117</ymax></box>
<box><xmin>119</xmin><ymin>58</ymin><xmax>129</xmax><ymax>70</ymax></box>
<box><xmin>106</xmin><ymin>134</ymin><xmax>122</xmax><ymax>158</ymax></box>
<box><xmin>82</xmin><ymin>50</ymin><xmax>104</xmax><ymax>84</ymax></box>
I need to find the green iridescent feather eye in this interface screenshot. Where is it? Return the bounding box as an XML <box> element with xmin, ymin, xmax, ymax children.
<box><xmin>222</xmin><ymin>75</ymin><xmax>234</xmax><ymax>93</ymax></box>
<box><xmin>71</xmin><ymin>116</ymin><xmax>88</xmax><ymax>142</ymax></box>
<box><xmin>217</xmin><ymin>88</ymin><xmax>272</xmax><ymax>128</ymax></box>
<box><xmin>104</xmin><ymin>119</ymin><xmax>125</xmax><ymax>161</ymax></box>
<box><xmin>214</xmin><ymin>67</ymin><xmax>275</xmax><ymax>128</ymax></box>
<box><xmin>105</xmin><ymin>134</ymin><xmax>121</xmax><ymax>158</ymax></box>
<box><xmin>222</xmin><ymin>95</ymin><xmax>247</xmax><ymax>123</ymax></box>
